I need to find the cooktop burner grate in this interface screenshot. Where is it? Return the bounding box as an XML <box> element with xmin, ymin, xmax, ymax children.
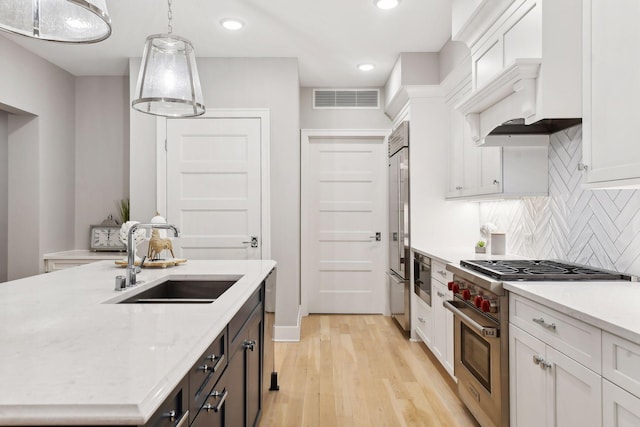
<box><xmin>459</xmin><ymin>259</ymin><xmax>629</xmax><ymax>281</ymax></box>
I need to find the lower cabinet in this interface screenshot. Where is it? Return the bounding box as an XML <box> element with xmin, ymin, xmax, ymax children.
<box><xmin>603</xmin><ymin>379</ymin><xmax>640</xmax><ymax>427</ymax></box>
<box><xmin>144</xmin><ymin>284</ymin><xmax>265</xmax><ymax>427</ymax></box>
<box><xmin>510</xmin><ymin>322</ymin><xmax>602</xmax><ymax>427</ymax></box>
<box><xmin>431</xmin><ymin>281</ymin><xmax>454</xmax><ymax>377</ymax></box>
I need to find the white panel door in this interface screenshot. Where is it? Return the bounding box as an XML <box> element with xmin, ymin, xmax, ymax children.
<box><xmin>302</xmin><ymin>132</ymin><xmax>387</xmax><ymax>314</ymax></box>
<box><xmin>166</xmin><ymin>117</ymin><xmax>262</xmax><ymax>260</ymax></box>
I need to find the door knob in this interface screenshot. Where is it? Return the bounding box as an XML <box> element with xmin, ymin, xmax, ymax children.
<box><xmin>369</xmin><ymin>232</ymin><xmax>381</xmax><ymax>241</ymax></box>
<box><xmin>242</xmin><ymin>236</ymin><xmax>259</xmax><ymax>248</ymax></box>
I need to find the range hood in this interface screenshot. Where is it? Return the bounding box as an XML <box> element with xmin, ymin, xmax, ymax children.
<box><xmin>455</xmin><ymin>59</ymin><xmax>582</xmax><ymax>146</ymax></box>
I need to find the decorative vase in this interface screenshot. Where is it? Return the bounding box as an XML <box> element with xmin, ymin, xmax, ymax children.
<box><xmin>475</xmin><ymin>246</ymin><xmax>486</xmax><ymax>254</ymax></box>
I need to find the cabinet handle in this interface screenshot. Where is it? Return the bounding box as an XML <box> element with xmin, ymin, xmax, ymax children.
<box><xmin>532</xmin><ymin>317</ymin><xmax>556</xmax><ymax>330</ymax></box>
<box><xmin>532</xmin><ymin>355</ymin><xmax>552</xmax><ymax>369</ymax></box>
<box><xmin>243</xmin><ymin>339</ymin><xmax>256</xmax><ymax>351</ymax></box>
<box><xmin>540</xmin><ymin>360</ymin><xmax>552</xmax><ymax>369</ymax></box>
<box><xmin>532</xmin><ymin>355</ymin><xmax>543</xmax><ymax>365</ymax></box>
<box><xmin>203</xmin><ymin>389</ymin><xmax>228</xmax><ymax>413</ymax></box>
<box><xmin>437</xmin><ymin>270</ymin><xmax>446</xmax><ymax>277</ymax></box>
<box><xmin>418</xmin><ymin>316</ymin><xmax>426</xmax><ymax>323</ymax></box>
<box><xmin>455</xmin><ymin>186</ymin><xmax>463</xmax><ymax>190</ymax></box>
<box><xmin>437</xmin><ymin>291</ymin><xmax>445</xmax><ymax>298</ymax></box>
<box><xmin>165</xmin><ymin>409</ymin><xmax>189</xmax><ymax>426</ymax></box>
<box><xmin>493</xmin><ymin>179</ymin><xmax>500</xmax><ymax>185</ymax></box>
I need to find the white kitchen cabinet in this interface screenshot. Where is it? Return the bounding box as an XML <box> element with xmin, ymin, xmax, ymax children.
<box><xmin>603</xmin><ymin>379</ymin><xmax>640</xmax><ymax>427</ymax></box>
<box><xmin>509</xmin><ymin>324</ymin><xmax>602</xmax><ymax>427</ymax></box>
<box><xmin>413</xmin><ymin>296</ymin><xmax>432</xmax><ymax>349</ymax></box>
<box><xmin>582</xmin><ymin>0</ymin><xmax>640</xmax><ymax>187</ymax></box>
<box><xmin>443</xmin><ymin>59</ymin><xmax>546</xmax><ymax>200</ymax></box>
<box><xmin>429</xmin><ymin>261</ymin><xmax>455</xmax><ymax>377</ymax></box>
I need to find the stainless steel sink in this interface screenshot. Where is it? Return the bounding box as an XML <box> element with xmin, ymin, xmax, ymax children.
<box><xmin>118</xmin><ymin>279</ymin><xmax>237</xmax><ymax>304</ymax></box>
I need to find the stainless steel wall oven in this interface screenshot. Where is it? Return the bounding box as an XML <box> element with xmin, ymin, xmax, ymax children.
<box><xmin>413</xmin><ymin>253</ymin><xmax>431</xmax><ymax>306</ymax></box>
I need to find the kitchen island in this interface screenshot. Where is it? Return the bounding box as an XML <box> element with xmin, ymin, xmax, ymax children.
<box><xmin>0</xmin><ymin>259</ymin><xmax>276</xmax><ymax>425</ymax></box>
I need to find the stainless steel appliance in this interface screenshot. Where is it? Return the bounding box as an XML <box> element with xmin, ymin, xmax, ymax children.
<box><xmin>413</xmin><ymin>252</ymin><xmax>431</xmax><ymax>306</ymax></box>
<box><xmin>388</xmin><ymin>121</ymin><xmax>410</xmax><ymax>332</ymax></box>
<box><xmin>444</xmin><ymin>259</ymin><xmax>634</xmax><ymax>427</ymax></box>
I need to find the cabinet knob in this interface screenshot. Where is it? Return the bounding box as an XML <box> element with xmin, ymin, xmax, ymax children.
<box><xmin>492</xmin><ymin>179</ymin><xmax>500</xmax><ymax>185</ymax></box>
<box><xmin>577</xmin><ymin>162</ymin><xmax>589</xmax><ymax>171</ymax></box>
<box><xmin>418</xmin><ymin>316</ymin><xmax>426</xmax><ymax>323</ymax></box>
<box><xmin>243</xmin><ymin>339</ymin><xmax>256</xmax><ymax>351</ymax></box>
<box><xmin>455</xmin><ymin>186</ymin><xmax>463</xmax><ymax>190</ymax></box>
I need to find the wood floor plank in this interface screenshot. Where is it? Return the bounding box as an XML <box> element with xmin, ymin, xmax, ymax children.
<box><xmin>260</xmin><ymin>315</ymin><xmax>479</xmax><ymax>427</ymax></box>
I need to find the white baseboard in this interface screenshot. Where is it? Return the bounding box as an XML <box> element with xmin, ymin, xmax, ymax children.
<box><xmin>274</xmin><ymin>305</ymin><xmax>302</xmax><ymax>342</ymax></box>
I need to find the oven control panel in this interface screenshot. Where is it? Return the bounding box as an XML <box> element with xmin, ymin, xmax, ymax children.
<box><xmin>447</xmin><ymin>277</ymin><xmax>500</xmax><ymax>319</ymax></box>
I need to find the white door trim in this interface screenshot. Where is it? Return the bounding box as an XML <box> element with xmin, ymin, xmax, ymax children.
<box><xmin>156</xmin><ymin>109</ymin><xmax>271</xmax><ymax>259</ymax></box>
<box><xmin>300</xmin><ymin>128</ymin><xmax>391</xmax><ymax>316</ymax></box>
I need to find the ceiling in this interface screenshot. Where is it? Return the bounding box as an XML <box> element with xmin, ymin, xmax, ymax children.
<box><xmin>0</xmin><ymin>0</ymin><xmax>453</xmax><ymax>87</ymax></box>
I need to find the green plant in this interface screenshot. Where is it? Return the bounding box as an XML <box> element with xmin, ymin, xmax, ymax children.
<box><xmin>115</xmin><ymin>198</ymin><xmax>130</xmax><ymax>225</ymax></box>
<box><xmin>476</xmin><ymin>240</ymin><xmax>486</xmax><ymax>248</ymax></box>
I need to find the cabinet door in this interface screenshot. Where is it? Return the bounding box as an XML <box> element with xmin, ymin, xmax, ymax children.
<box><xmin>246</xmin><ymin>307</ymin><xmax>263</xmax><ymax>427</ymax></box>
<box><xmin>603</xmin><ymin>379</ymin><xmax>640</xmax><ymax>427</ymax></box>
<box><xmin>583</xmin><ymin>0</ymin><xmax>640</xmax><ymax>186</ymax></box>
<box><xmin>413</xmin><ymin>295</ymin><xmax>432</xmax><ymax>349</ymax></box>
<box><xmin>191</xmin><ymin>374</ymin><xmax>228</xmax><ymax>427</ymax></box>
<box><xmin>546</xmin><ymin>346</ymin><xmax>601</xmax><ymax>427</ymax></box>
<box><xmin>431</xmin><ymin>282</ymin><xmax>447</xmax><ymax>362</ymax></box>
<box><xmin>225</xmin><ymin>345</ymin><xmax>245</xmax><ymax>427</ymax></box>
<box><xmin>509</xmin><ymin>325</ymin><xmax>547</xmax><ymax>427</ymax></box>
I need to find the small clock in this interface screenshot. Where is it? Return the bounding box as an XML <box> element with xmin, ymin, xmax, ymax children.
<box><xmin>90</xmin><ymin>215</ymin><xmax>125</xmax><ymax>252</ymax></box>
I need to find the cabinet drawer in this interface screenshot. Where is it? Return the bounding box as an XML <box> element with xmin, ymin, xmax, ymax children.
<box><xmin>431</xmin><ymin>260</ymin><xmax>452</xmax><ymax>286</ymax></box>
<box><xmin>413</xmin><ymin>296</ymin><xmax>432</xmax><ymax>347</ymax></box>
<box><xmin>603</xmin><ymin>331</ymin><xmax>640</xmax><ymax>399</ymax></box>
<box><xmin>229</xmin><ymin>286</ymin><xmax>262</xmax><ymax>345</ymax></box>
<box><xmin>189</xmin><ymin>329</ymin><xmax>227</xmax><ymax>421</ymax></box>
<box><xmin>603</xmin><ymin>379</ymin><xmax>640</xmax><ymax>427</ymax></box>
<box><xmin>145</xmin><ymin>377</ymin><xmax>188</xmax><ymax>427</ymax></box>
<box><xmin>509</xmin><ymin>293</ymin><xmax>601</xmax><ymax>373</ymax></box>
<box><xmin>191</xmin><ymin>371</ymin><xmax>228</xmax><ymax>427</ymax></box>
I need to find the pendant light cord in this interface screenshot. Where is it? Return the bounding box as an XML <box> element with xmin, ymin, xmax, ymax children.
<box><xmin>167</xmin><ymin>0</ymin><xmax>173</xmax><ymax>34</ymax></box>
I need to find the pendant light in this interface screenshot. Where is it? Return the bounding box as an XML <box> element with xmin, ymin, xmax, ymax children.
<box><xmin>131</xmin><ymin>0</ymin><xmax>205</xmax><ymax>117</ymax></box>
<box><xmin>0</xmin><ymin>0</ymin><xmax>111</xmax><ymax>43</ymax></box>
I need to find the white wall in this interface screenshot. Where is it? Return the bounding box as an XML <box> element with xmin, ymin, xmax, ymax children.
<box><xmin>75</xmin><ymin>77</ymin><xmax>129</xmax><ymax>248</ymax></box>
<box><xmin>299</xmin><ymin>88</ymin><xmax>391</xmax><ymax>129</ymax></box>
<box><xmin>0</xmin><ymin>36</ymin><xmax>76</xmax><ymax>279</ymax></box>
<box><xmin>129</xmin><ymin>57</ymin><xmax>301</xmax><ymax>335</ymax></box>
<box><xmin>0</xmin><ymin>111</ymin><xmax>7</xmax><ymax>282</ymax></box>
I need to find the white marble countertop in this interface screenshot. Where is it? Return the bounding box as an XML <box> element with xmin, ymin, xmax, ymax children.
<box><xmin>0</xmin><ymin>259</ymin><xmax>276</xmax><ymax>425</ymax></box>
<box><xmin>503</xmin><ymin>280</ymin><xmax>640</xmax><ymax>344</ymax></box>
<box><xmin>43</xmin><ymin>249</ymin><xmax>124</xmax><ymax>260</ymax></box>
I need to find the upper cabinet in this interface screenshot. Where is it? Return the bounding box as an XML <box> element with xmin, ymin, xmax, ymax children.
<box><xmin>582</xmin><ymin>0</ymin><xmax>640</xmax><ymax>188</ymax></box>
<box><xmin>443</xmin><ymin>58</ymin><xmax>548</xmax><ymax>200</ymax></box>
<box><xmin>452</xmin><ymin>0</ymin><xmax>582</xmax><ymax>146</ymax></box>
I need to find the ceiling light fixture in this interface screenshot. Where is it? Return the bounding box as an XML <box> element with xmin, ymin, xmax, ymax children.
<box><xmin>0</xmin><ymin>0</ymin><xmax>111</xmax><ymax>43</ymax></box>
<box><xmin>358</xmin><ymin>64</ymin><xmax>375</xmax><ymax>72</ymax></box>
<box><xmin>132</xmin><ymin>0</ymin><xmax>205</xmax><ymax>118</ymax></box>
<box><xmin>220</xmin><ymin>19</ymin><xmax>245</xmax><ymax>31</ymax></box>
<box><xmin>374</xmin><ymin>0</ymin><xmax>401</xmax><ymax>10</ymax></box>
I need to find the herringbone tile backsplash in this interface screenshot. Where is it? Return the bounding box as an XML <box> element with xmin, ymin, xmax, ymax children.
<box><xmin>479</xmin><ymin>125</ymin><xmax>640</xmax><ymax>276</ymax></box>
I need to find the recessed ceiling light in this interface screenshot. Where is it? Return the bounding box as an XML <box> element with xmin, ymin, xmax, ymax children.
<box><xmin>358</xmin><ymin>64</ymin><xmax>375</xmax><ymax>72</ymax></box>
<box><xmin>220</xmin><ymin>19</ymin><xmax>245</xmax><ymax>31</ymax></box>
<box><xmin>374</xmin><ymin>0</ymin><xmax>400</xmax><ymax>10</ymax></box>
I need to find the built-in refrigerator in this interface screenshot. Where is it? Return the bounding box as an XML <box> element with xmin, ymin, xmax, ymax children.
<box><xmin>388</xmin><ymin>121</ymin><xmax>410</xmax><ymax>332</ymax></box>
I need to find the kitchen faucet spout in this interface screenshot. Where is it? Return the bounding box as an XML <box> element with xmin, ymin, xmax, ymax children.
<box><xmin>126</xmin><ymin>223</ymin><xmax>180</xmax><ymax>287</ymax></box>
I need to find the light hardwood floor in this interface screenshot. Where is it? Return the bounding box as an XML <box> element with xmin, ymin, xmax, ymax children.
<box><xmin>260</xmin><ymin>315</ymin><xmax>480</xmax><ymax>427</ymax></box>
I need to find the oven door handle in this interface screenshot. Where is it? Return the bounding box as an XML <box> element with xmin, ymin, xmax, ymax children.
<box><xmin>443</xmin><ymin>300</ymin><xmax>500</xmax><ymax>338</ymax></box>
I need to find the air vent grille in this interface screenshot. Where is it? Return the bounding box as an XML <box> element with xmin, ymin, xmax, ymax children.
<box><xmin>313</xmin><ymin>89</ymin><xmax>379</xmax><ymax>109</ymax></box>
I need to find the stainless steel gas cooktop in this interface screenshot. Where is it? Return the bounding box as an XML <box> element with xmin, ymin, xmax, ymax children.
<box><xmin>459</xmin><ymin>259</ymin><xmax>634</xmax><ymax>281</ymax></box>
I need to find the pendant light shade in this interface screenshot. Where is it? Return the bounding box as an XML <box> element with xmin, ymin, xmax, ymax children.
<box><xmin>132</xmin><ymin>34</ymin><xmax>205</xmax><ymax>117</ymax></box>
<box><xmin>0</xmin><ymin>0</ymin><xmax>111</xmax><ymax>43</ymax></box>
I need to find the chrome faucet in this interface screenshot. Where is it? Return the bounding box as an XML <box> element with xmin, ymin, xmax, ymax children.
<box><xmin>126</xmin><ymin>223</ymin><xmax>180</xmax><ymax>287</ymax></box>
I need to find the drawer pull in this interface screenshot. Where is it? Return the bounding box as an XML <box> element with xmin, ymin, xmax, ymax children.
<box><xmin>418</xmin><ymin>316</ymin><xmax>426</xmax><ymax>323</ymax></box>
<box><xmin>203</xmin><ymin>389</ymin><xmax>228</xmax><ymax>413</ymax></box>
<box><xmin>437</xmin><ymin>270</ymin><xmax>446</xmax><ymax>276</ymax></box>
<box><xmin>165</xmin><ymin>409</ymin><xmax>189</xmax><ymax>426</ymax></box>
<box><xmin>243</xmin><ymin>339</ymin><xmax>256</xmax><ymax>351</ymax></box>
<box><xmin>532</xmin><ymin>317</ymin><xmax>556</xmax><ymax>330</ymax></box>
<box><xmin>437</xmin><ymin>291</ymin><xmax>445</xmax><ymax>298</ymax></box>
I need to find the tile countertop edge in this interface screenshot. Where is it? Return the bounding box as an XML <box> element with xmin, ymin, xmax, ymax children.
<box><xmin>504</xmin><ymin>281</ymin><xmax>640</xmax><ymax>344</ymax></box>
<box><xmin>0</xmin><ymin>259</ymin><xmax>276</xmax><ymax>425</ymax></box>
